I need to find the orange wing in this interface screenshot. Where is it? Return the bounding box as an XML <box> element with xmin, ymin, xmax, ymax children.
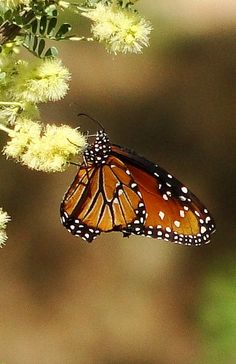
<box><xmin>111</xmin><ymin>145</ymin><xmax>216</xmax><ymax>246</ymax></box>
<box><xmin>60</xmin><ymin>156</ymin><xmax>144</xmax><ymax>242</ymax></box>
<box><xmin>60</xmin><ymin>129</ymin><xmax>215</xmax><ymax>245</ymax></box>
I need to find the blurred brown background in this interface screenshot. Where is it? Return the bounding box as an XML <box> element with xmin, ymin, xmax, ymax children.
<box><xmin>0</xmin><ymin>1</ymin><xmax>236</xmax><ymax>363</ymax></box>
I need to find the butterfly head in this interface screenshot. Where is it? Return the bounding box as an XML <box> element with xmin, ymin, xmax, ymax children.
<box><xmin>84</xmin><ymin>129</ymin><xmax>111</xmax><ymax>165</ymax></box>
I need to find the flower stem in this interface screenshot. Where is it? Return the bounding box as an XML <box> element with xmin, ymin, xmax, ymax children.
<box><xmin>0</xmin><ymin>101</ymin><xmax>22</xmax><ymax>107</ymax></box>
<box><xmin>0</xmin><ymin>123</ymin><xmax>12</xmax><ymax>134</ymax></box>
<box><xmin>69</xmin><ymin>36</ymin><xmax>94</xmax><ymax>42</ymax></box>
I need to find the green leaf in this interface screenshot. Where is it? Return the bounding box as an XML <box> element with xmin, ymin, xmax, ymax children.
<box><xmin>47</xmin><ymin>17</ymin><xmax>57</xmax><ymax>35</ymax></box>
<box><xmin>22</xmin><ymin>13</ymin><xmax>34</xmax><ymax>26</ymax></box>
<box><xmin>31</xmin><ymin>19</ymin><xmax>38</xmax><ymax>34</ymax></box>
<box><xmin>44</xmin><ymin>46</ymin><xmax>58</xmax><ymax>58</ymax></box>
<box><xmin>14</xmin><ymin>15</ymin><xmax>23</xmax><ymax>26</ymax></box>
<box><xmin>32</xmin><ymin>35</ymin><xmax>38</xmax><ymax>52</ymax></box>
<box><xmin>55</xmin><ymin>23</ymin><xmax>71</xmax><ymax>39</ymax></box>
<box><xmin>23</xmin><ymin>33</ymin><xmax>31</xmax><ymax>47</ymax></box>
<box><xmin>39</xmin><ymin>15</ymin><xmax>47</xmax><ymax>35</ymax></box>
<box><xmin>4</xmin><ymin>10</ymin><xmax>12</xmax><ymax>21</ymax></box>
<box><xmin>38</xmin><ymin>38</ymin><xmax>45</xmax><ymax>56</ymax></box>
<box><xmin>45</xmin><ymin>5</ymin><xmax>57</xmax><ymax>17</ymax></box>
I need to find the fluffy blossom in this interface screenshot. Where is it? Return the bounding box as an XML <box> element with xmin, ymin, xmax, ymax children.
<box><xmin>3</xmin><ymin>119</ymin><xmax>87</xmax><ymax>172</ymax></box>
<box><xmin>13</xmin><ymin>58</ymin><xmax>71</xmax><ymax>103</ymax></box>
<box><xmin>3</xmin><ymin>119</ymin><xmax>42</xmax><ymax>159</ymax></box>
<box><xmin>82</xmin><ymin>3</ymin><xmax>152</xmax><ymax>54</ymax></box>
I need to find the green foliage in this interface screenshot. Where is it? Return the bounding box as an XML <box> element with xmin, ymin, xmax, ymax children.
<box><xmin>0</xmin><ymin>1</ymin><xmax>150</xmax><ymax>57</ymax></box>
<box><xmin>79</xmin><ymin>0</ymin><xmax>137</xmax><ymax>9</ymax></box>
<box><xmin>22</xmin><ymin>13</ymin><xmax>72</xmax><ymax>58</ymax></box>
<box><xmin>0</xmin><ymin>2</ymin><xmax>72</xmax><ymax>58</ymax></box>
<box><xmin>198</xmin><ymin>257</ymin><xmax>236</xmax><ymax>364</ymax></box>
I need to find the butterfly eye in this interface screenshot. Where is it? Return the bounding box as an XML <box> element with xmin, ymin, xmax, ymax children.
<box><xmin>60</xmin><ymin>129</ymin><xmax>215</xmax><ymax>245</ymax></box>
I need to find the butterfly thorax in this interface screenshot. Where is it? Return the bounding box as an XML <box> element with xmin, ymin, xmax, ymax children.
<box><xmin>84</xmin><ymin>130</ymin><xmax>111</xmax><ymax>165</ymax></box>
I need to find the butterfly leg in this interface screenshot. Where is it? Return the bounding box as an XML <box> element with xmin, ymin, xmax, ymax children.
<box><xmin>123</xmin><ymin>231</ymin><xmax>131</xmax><ymax>238</ymax></box>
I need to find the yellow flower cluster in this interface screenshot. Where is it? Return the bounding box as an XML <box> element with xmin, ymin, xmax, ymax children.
<box><xmin>0</xmin><ymin>52</ymin><xmax>84</xmax><ymax>245</ymax></box>
<box><xmin>12</xmin><ymin>58</ymin><xmax>71</xmax><ymax>103</ymax></box>
<box><xmin>0</xmin><ymin>54</ymin><xmax>71</xmax><ymax>124</ymax></box>
<box><xmin>0</xmin><ymin>208</ymin><xmax>10</xmax><ymax>248</ymax></box>
<box><xmin>82</xmin><ymin>3</ymin><xmax>152</xmax><ymax>54</ymax></box>
<box><xmin>3</xmin><ymin>119</ymin><xmax>87</xmax><ymax>172</ymax></box>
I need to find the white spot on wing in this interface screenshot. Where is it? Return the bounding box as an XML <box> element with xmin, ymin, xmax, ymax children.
<box><xmin>179</xmin><ymin>210</ymin><xmax>185</xmax><ymax>218</ymax></box>
<box><xmin>174</xmin><ymin>220</ymin><xmax>180</xmax><ymax>228</ymax></box>
<box><xmin>201</xmin><ymin>226</ymin><xmax>207</xmax><ymax>234</ymax></box>
<box><xmin>159</xmin><ymin>211</ymin><xmax>165</xmax><ymax>220</ymax></box>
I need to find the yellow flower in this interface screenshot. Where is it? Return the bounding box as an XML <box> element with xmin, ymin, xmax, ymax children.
<box><xmin>3</xmin><ymin>119</ymin><xmax>42</xmax><ymax>159</ymax></box>
<box><xmin>2</xmin><ymin>0</ymin><xmax>30</xmax><ymax>8</ymax></box>
<box><xmin>3</xmin><ymin>119</ymin><xmax>87</xmax><ymax>172</ymax></box>
<box><xmin>82</xmin><ymin>3</ymin><xmax>152</xmax><ymax>54</ymax></box>
<box><xmin>0</xmin><ymin>208</ymin><xmax>11</xmax><ymax>247</ymax></box>
<box><xmin>21</xmin><ymin>124</ymin><xmax>87</xmax><ymax>172</ymax></box>
<box><xmin>13</xmin><ymin>58</ymin><xmax>71</xmax><ymax>103</ymax></box>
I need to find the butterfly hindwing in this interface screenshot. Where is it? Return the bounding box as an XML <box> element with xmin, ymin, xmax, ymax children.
<box><xmin>111</xmin><ymin>145</ymin><xmax>215</xmax><ymax>245</ymax></box>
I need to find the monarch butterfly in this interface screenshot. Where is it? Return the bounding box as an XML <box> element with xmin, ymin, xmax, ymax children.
<box><xmin>60</xmin><ymin>124</ymin><xmax>215</xmax><ymax>245</ymax></box>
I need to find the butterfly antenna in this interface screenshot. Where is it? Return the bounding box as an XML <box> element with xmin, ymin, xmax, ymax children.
<box><xmin>78</xmin><ymin>113</ymin><xmax>105</xmax><ymax>131</ymax></box>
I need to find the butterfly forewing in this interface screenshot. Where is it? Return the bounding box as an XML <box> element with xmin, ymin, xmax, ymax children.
<box><xmin>60</xmin><ymin>155</ymin><xmax>145</xmax><ymax>241</ymax></box>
